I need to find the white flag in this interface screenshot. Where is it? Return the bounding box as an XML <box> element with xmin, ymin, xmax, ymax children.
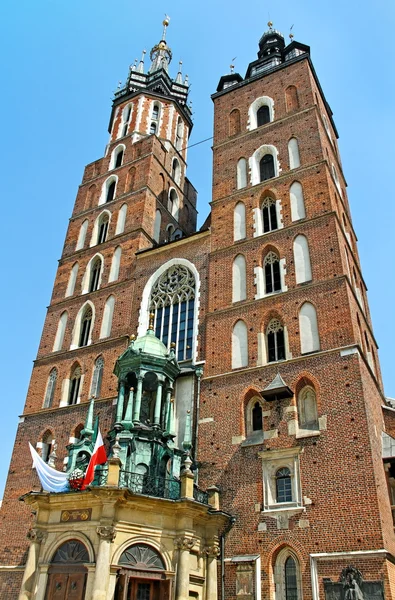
<box><xmin>29</xmin><ymin>443</ymin><xmax>69</xmax><ymax>493</ymax></box>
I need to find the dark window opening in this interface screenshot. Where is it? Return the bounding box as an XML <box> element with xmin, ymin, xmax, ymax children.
<box><xmin>89</xmin><ymin>260</ymin><xmax>101</xmax><ymax>293</ymax></box>
<box><xmin>276</xmin><ymin>467</ymin><xmax>292</xmax><ymax>503</ymax></box>
<box><xmin>79</xmin><ymin>310</ymin><xmax>92</xmax><ymax>347</ymax></box>
<box><xmin>260</xmin><ymin>154</ymin><xmax>275</xmax><ymax>181</ymax></box>
<box><xmin>115</xmin><ymin>151</ymin><xmax>123</xmax><ymax>168</ymax></box>
<box><xmin>285</xmin><ymin>557</ymin><xmax>298</xmax><ymax>600</ymax></box>
<box><xmin>106</xmin><ymin>181</ymin><xmax>116</xmax><ymax>203</ymax></box>
<box><xmin>150</xmin><ymin>122</ymin><xmax>157</xmax><ymax>135</ymax></box>
<box><xmin>98</xmin><ymin>219</ymin><xmax>109</xmax><ymax>244</ymax></box>
<box><xmin>267</xmin><ymin>328</ymin><xmax>285</xmax><ymax>362</ymax></box>
<box><xmin>257</xmin><ymin>105</ymin><xmax>270</xmax><ymax>126</ymax></box>
<box><xmin>265</xmin><ymin>259</ymin><xmax>281</xmax><ymax>294</ymax></box>
<box><xmin>252</xmin><ymin>402</ymin><xmax>263</xmax><ymax>431</ymax></box>
<box><xmin>262</xmin><ymin>200</ymin><xmax>278</xmax><ymax>233</ymax></box>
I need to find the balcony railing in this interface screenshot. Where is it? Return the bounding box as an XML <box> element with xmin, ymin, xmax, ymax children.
<box><xmin>193</xmin><ymin>485</ymin><xmax>209</xmax><ymax>505</ymax></box>
<box><xmin>119</xmin><ymin>471</ymin><xmax>181</xmax><ymax>500</ymax></box>
<box><xmin>93</xmin><ymin>466</ymin><xmax>108</xmax><ymax>487</ymax></box>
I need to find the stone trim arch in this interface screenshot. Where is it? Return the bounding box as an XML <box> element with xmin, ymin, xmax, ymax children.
<box><xmin>250</xmin><ymin>144</ymin><xmax>280</xmax><ymax>186</ymax></box>
<box><xmin>110</xmin><ymin>143</ymin><xmax>126</xmax><ymax>170</ymax></box>
<box><xmin>81</xmin><ymin>252</ymin><xmax>104</xmax><ymax>294</ymax></box>
<box><xmin>247</xmin><ymin>96</ymin><xmax>275</xmax><ymax>130</ymax></box>
<box><xmin>42</xmin><ymin>531</ymin><xmax>95</xmax><ymax>565</ymax></box>
<box><xmin>90</xmin><ymin>210</ymin><xmax>112</xmax><ymax>247</ymax></box>
<box><xmin>70</xmin><ymin>300</ymin><xmax>96</xmax><ymax>350</ymax></box>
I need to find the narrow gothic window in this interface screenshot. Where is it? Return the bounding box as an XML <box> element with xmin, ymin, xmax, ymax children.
<box><xmin>257</xmin><ymin>105</ymin><xmax>270</xmax><ymax>126</ymax></box>
<box><xmin>89</xmin><ymin>258</ymin><xmax>102</xmax><ymax>292</ymax></box>
<box><xmin>299</xmin><ymin>303</ymin><xmax>320</xmax><ymax>354</ymax></box>
<box><xmin>43</xmin><ymin>368</ymin><xmax>57</xmax><ymax>408</ymax></box>
<box><xmin>150</xmin><ymin>122</ymin><xmax>157</xmax><ymax>135</ymax></box>
<box><xmin>121</xmin><ymin>105</ymin><xmax>131</xmax><ymax>137</ymax></box>
<box><xmin>115</xmin><ymin>150</ymin><xmax>124</xmax><ymax>168</ymax></box>
<box><xmin>267</xmin><ymin>319</ymin><xmax>285</xmax><ymax>362</ymax></box>
<box><xmin>172</xmin><ymin>158</ymin><xmax>181</xmax><ymax>184</ymax></box>
<box><xmin>259</xmin><ymin>154</ymin><xmax>275</xmax><ymax>181</ymax></box>
<box><xmin>288</xmin><ymin>138</ymin><xmax>300</xmax><ymax>169</ymax></box>
<box><xmin>262</xmin><ymin>197</ymin><xmax>278</xmax><ymax>232</ymax></box>
<box><xmin>150</xmin><ymin>265</ymin><xmax>196</xmax><ymax>361</ymax></box>
<box><xmin>234</xmin><ymin>202</ymin><xmax>246</xmax><ymax>240</ymax></box>
<box><xmin>264</xmin><ymin>252</ymin><xmax>281</xmax><ymax>294</ymax></box>
<box><xmin>68</xmin><ymin>365</ymin><xmax>82</xmax><ymax>405</ymax></box>
<box><xmin>237</xmin><ymin>158</ymin><xmax>247</xmax><ymax>189</ymax></box>
<box><xmin>109</xmin><ymin>246</ymin><xmax>122</xmax><ymax>282</ymax></box>
<box><xmin>100</xmin><ymin>295</ymin><xmax>115</xmax><ymax>339</ymax></box>
<box><xmin>252</xmin><ymin>402</ymin><xmax>263</xmax><ymax>431</ymax></box>
<box><xmin>232</xmin><ymin>320</ymin><xmax>248</xmax><ymax>369</ymax></box>
<box><xmin>116</xmin><ymin>204</ymin><xmax>127</xmax><ymax>235</ymax></box>
<box><xmin>106</xmin><ymin>180</ymin><xmax>116</xmax><ymax>203</ymax></box>
<box><xmin>293</xmin><ymin>235</ymin><xmax>312</xmax><ymax>283</ymax></box>
<box><xmin>76</xmin><ymin>220</ymin><xmax>89</xmax><ymax>250</ymax></box>
<box><xmin>276</xmin><ymin>467</ymin><xmax>292</xmax><ymax>502</ymax></box>
<box><xmin>284</xmin><ymin>556</ymin><xmax>298</xmax><ymax>600</ymax></box>
<box><xmin>176</xmin><ymin>117</ymin><xmax>183</xmax><ymax>150</ymax></box>
<box><xmin>152</xmin><ymin>103</ymin><xmax>160</xmax><ymax>120</ymax></box>
<box><xmin>90</xmin><ymin>356</ymin><xmax>104</xmax><ymax>399</ymax></box>
<box><xmin>98</xmin><ymin>215</ymin><xmax>109</xmax><ymax>244</ymax></box>
<box><xmin>290</xmin><ymin>182</ymin><xmax>306</xmax><ymax>221</ymax></box>
<box><xmin>79</xmin><ymin>307</ymin><xmax>92</xmax><ymax>347</ymax></box>
<box><xmin>53</xmin><ymin>311</ymin><xmax>68</xmax><ymax>351</ymax></box>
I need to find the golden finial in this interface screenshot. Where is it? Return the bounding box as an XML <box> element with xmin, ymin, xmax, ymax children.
<box><xmin>149</xmin><ymin>313</ymin><xmax>155</xmax><ymax>330</ymax></box>
<box><xmin>170</xmin><ymin>342</ymin><xmax>176</xmax><ymax>349</ymax></box>
<box><xmin>129</xmin><ymin>333</ymin><xmax>136</xmax><ymax>343</ymax></box>
<box><xmin>162</xmin><ymin>14</ymin><xmax>170</xmax><ymax>39</ymax></box>
<box><xmin>268</xmin><ymin>21</ymin><xmax>273</xmax><ymax>29</ymax></box>
<box><xmin>289</xmin><ymin>24</ymin><xmax>294</xmax><ymax>41</ymax></box>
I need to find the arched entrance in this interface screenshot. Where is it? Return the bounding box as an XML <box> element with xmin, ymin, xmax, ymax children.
<box><xmin>45</xmin><ymin>539</ymin><xmax>89</xmax><ymax>600</ymax></box>
<box><xmin>115</xmin><ymin>544</ymin><xmax>171</xmax><ymax>600</ymax></box>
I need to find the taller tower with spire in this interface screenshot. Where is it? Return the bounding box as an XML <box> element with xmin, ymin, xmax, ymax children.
<box><xmin>2</xmin><ymin>17</ymin><xmax>395</xmax><ymax>600</ymax></box>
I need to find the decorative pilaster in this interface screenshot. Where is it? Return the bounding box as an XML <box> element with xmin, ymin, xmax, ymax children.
<box><xmin>92</xmin><ymin>526</ymin><xmax>116</xmax><ymax>600</ymax></box>
<box><xmin>203</xmin><ymin>544</ymin><xmax>221</xmax><ymax>600</ymax></box>
<box><xmin>18</xmin><ymin>529</ymin><xmax>47</xmax><ymax>600</ymax></box>
<box><xmin>123</xmin><ymin>387</ymin><xmax>134</xmax><ymax>424</ymax></box>
<box><xmin>174</xmin><ymin>537</ymin><xmax>196</xmax><ymax>600</ymax></box>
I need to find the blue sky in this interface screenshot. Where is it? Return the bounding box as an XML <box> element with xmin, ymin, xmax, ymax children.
<box><xmin>0</xmin><ymin>0</ymin><xmax>394</xmax><ymax>496</ymax></box>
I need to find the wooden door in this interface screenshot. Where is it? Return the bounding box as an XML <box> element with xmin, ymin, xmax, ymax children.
<box><xmin>45</xmin><ymin>572</ymin><xmax>86</xmax><ymax>600</ymax></box>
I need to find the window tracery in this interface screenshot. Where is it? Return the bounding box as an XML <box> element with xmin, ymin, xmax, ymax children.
<box><xmin>150</xmin><ymin>264</ymin><xmax>195</xmax><ymax>361</ymax></box>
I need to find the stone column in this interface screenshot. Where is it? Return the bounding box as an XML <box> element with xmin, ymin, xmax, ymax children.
<box><xmin>153</xmin><ymin>381</ymin><xmax>163</xmax><ymax>427</ymax></box>
<box><xmin>133</xmin><ymin>374</ymin><xmax>144</xmax><ymax>425</ymax></box>
<box><xmin>204</xmin><ymin>544</ymin><xmax>221</xmax><ymax>600</ymax></box>
<box><xmin>18</xmin><ymin>529</ymin><xmax>47</xmax><ymax>600</ymax></box>
<box><xmin>115</xmin><ymin>380</ymin><xmax>126</xmax><ymax>423</ymax></box>
<box><xmin>91</xmin><ymin>526</ymin><xmax>116</xmax><ymax>600</ymax></box>
<box><xmin>164</xmin><ymin>386</ymin><xmax>172</xmax><ymax>432</ymax></box>
<box><xmin>174</xmin><ymin>537</ymin><xmax>196</xmax><ymax>600</ymax></box>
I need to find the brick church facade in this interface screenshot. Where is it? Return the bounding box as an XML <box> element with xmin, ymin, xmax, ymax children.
<box><xmin>1</xmin><ymin>18</ymin><xmax>395</xmax><ymax>600</ymax></box>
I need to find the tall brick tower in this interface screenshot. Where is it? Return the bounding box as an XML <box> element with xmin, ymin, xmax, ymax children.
<box><xmin>1</xmin><ymin>18</ymin><xmax>395</xmax><ymax>600</ymax></box>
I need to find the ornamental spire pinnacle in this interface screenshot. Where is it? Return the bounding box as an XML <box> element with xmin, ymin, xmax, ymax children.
<box><xmin>149</xmin><ymin>16</ymin><xmax>173</xmax><ymax>74</ymax></box>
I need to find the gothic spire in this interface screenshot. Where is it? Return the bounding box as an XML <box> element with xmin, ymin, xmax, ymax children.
<box><xmin>148</xmin><ymin>16</ymin><xmax>173</xmax><ymax>74</ymax></box>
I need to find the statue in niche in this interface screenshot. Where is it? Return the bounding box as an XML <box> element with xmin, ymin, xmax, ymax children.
<box><xmin>341</xmin><ymin>567</ymin><xmax>364</xmax><ymax>600</ymax></box>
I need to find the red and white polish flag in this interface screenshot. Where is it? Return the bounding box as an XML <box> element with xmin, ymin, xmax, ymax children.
<box><xmin>82</xmin><ymin>430</ymin><xmax>107</xmax><ymax>489</ymax></box>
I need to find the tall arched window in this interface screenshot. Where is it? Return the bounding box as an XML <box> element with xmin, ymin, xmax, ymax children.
<box><xmin>89</xmin><ymin>257</ymin><xmax>102</xmax><ymax>292</ymax></box>
<box><xmin>150</xmin><ymin>264</ymin><xmax>196</xmax><ymax>361</ymax></box>
<box><xmin>232</xmin><ymin>320</ymin><xmax>248</xmax><ymax>369</ymax></box>
<box><xmin>298</xmin><ymin>385</ymin><xmax>318</xmax><ymax>430</ymax></box>
<box><xmin>116</xmin><ymin>203</ymin><xmax>127</xmax><ymax>235</ymax></box>
<box><xmin>229</xmin><ymin>109</ymin><xmax>241</xmax><ymax>136</ymax></box>
<box><xmin>100</xmin><ymin>295</ymin><xmax>115</xmax><ymax>339</ymax></box>
<box><xmin>276</xmin><ymin>467</ymin><xmax>292</xmax><ymax>502</ymax></box>
<box><xmin>260</xmin><ymin>154</ymin><xmax>275</xmax><ymax>181</ymax></box>
<box><xmin>172</xmin><ymin>158</ymin><xmax>181</xmax><ymax>185</ymax></box>
<box><xmin>290</xmin><ymin>182</ymin><xmax>306</xmax><ymax>221</ymax></box>
<box><xmin>267</xmin><ymin>319</ymin><xmax>285</xmax><ymax>362</ymax></box>
<box><xmin>264</xmin><ymin>251</ymin><xmax>281</xmax><ymax>294</ymax></box>
<box><xmin>232</xmin><ymin>255</ymin><xmax>247</xmax><ymax>302</ymax></box>
<box><xmin>285</xmin><ymin>85</ymin><xmax>299</xmax><ymax>112</ymax></box>
<box><xmin>43</xmin><ymin>368</ymin><xmax>57</xmax><ymax>409</ymax></box>
<box><xmin>284</xmin><ymin>556</ymin><xmax>298</xmax><ymax>600</ymax></box>
<box><xmin>293</xmin><ymin>235</ymin><xmax>312</xmax><ymax>283</ymax></box>
<box><xmin>237</xmin><ymin>158</ymin><xmax>247</xmax><ymax>189</ymax></box>
<box><xmin>66</xmin><ymin>262</ymin><xmax>79</xmax><ymax>297</ymax></box>
<box><xmin>68</xmin><ymin>365</ymin><xmax>82</xmax><ymax>405</ymax></box>
<box><xmin>176</xmin><ymin>117</ymin><xmax>184</xmax><ymax>150</ymax></box>
<box><xmin>53</xmin><ymin>311</ymin><xmax>68</xmax><ymax>351</ymax></box>
<box><xmin>109</xmin><ymin>246</ymin><xmax>122</xmax><ymax>282</ymax></box>
<box><xmin>90</xmin><ymin>356</ymin><xmax>104</xmax><ymax>399</ymax></box>
<box><xmin>257</xmin><ymin>105</ymin><xmax>270</xmax><ymax>126</ymax></box>
<box><xmin>288</xmin><ymin>138</ymin><xmax>300</xmax><ymax>169</ymax></box>
<box><xmin>153</xmin><ymin>210</ymin><xmax>161</xmax><ymax>243</ymax></box>
<box><xmin>169</xmin><ymin>189</ymin><xmax>179</xmax><ymax>219</ymax></box>
<box><xmin>234</xmin><ymin>202</ymin><xmax>246</xmax><ymax>241</ymax></box>
<box><xmin>76</xmin><ymin>220</ymin><xmax>89</xmax><ymax>251</ymax></box>
<box><xmin>115</xmin><ymin>149</ymin><xmax>124</xmax><ymax>168</ymax></box>
<box><xmin>97</xmin><ymin>213</ymin><xmax>109</xmax><ymax>244</ymax></box>
<box><xmin>79</xmin><ymin>306</ymin><xmax>93</xmax><ymax>347</ymax></box>
<box><xmin>299</xmin><ymin>302</ymin><xmax>320</xmax><ymax>354</ymax></box>
<box><xmin>120</xmin><ymin>104</ymin><xmax>132</xmax><ymax>137</ymax></box>
<box><xmin>262</xmin><ymin>197</ymin><xmax>278</xmax><ymax>232</ymax></box>
<box><xmin>106</xmin><ymin>180</ymin><xmax>116</xmax><ymax>203</ymax></box>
